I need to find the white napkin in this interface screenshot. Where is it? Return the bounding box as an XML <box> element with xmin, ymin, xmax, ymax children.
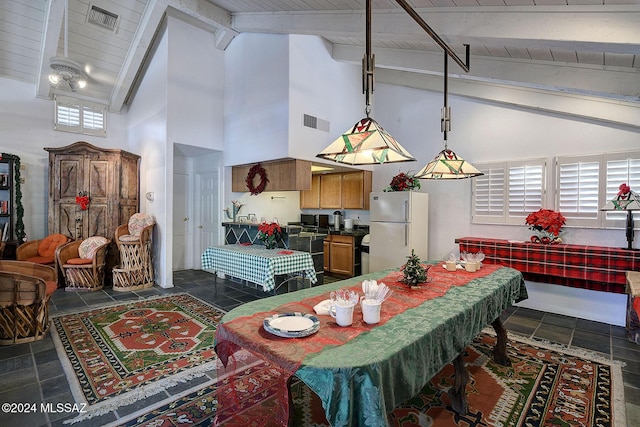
<box><xmin>313</xmin><ymin>299</ymin><xmax>332</xmax><ymax>315</ymax></box>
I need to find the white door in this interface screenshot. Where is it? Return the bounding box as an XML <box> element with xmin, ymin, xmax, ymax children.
<box><xmin>197</xmin><ymin>171</ymin><xmax>220</xmax><ymax>264</ymax></box>
<box><xmin>173</xmin><ymin>172</ymin><xmax>190</xmax><ymax>270</ymax></box>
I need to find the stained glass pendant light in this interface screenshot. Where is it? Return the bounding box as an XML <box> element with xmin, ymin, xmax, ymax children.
<box><xmin>415</xmin><ymin>51</ymin><xmax>482</xmax><ymax>180</ymax></box>
<box><xmin>316</xmin><ymin>0</ymin><xmax>416</xmax><ymax>165</ymax></box>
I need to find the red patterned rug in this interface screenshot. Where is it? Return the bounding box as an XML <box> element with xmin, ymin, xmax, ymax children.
<box><xmin>51</xmin><ymin>294</ymin><xmax>233</xmax><ymax>421</ymax></box>
<box><xmin>110</xmin><ymin>332</ymin><xmax>626</xmax><ymax>426</ymax></box>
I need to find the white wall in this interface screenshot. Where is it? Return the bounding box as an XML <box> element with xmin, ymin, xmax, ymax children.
<box><xmin>127</xmin><ymin>15</ymin><xmax>226</xmax><ymax>287</ymax></box>
<box><xmin>287</xmin><ymin>35</ymin><xmax>364</xmax><ymax>164</ymax></box>
<box><xmin>224</xmin><ymin>33</ymin><xmax>290</xmax><ymax>166</ymax></box>
<box><xmin>0</xmin><ymin>77</ymin><xmax>129</xmax><ymax>240</ymax></box>
<box><xmin>127</xmin><ymin>23</ymin><xmax>169</xmax><ymax>286</ymax></box>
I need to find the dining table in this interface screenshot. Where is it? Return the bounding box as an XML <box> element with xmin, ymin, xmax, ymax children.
<box><xmin>214</xmin><ymin>262</ymin><xmax>527</xmax><ymax>426</ymax></box>
<box><xmin>201</xmin><ymin>244</ymin><xmax>317</xmax><ymax>293</ymax></box>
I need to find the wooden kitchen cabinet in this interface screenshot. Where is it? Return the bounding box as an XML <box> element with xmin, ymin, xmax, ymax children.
<box><xmin>341</xmin><ymin>171</ymin><xmax>372</xmax><ymax>210</ymax></box>
<box><xmin>232</xmin><ymin>159</ymin><xmax>311</xmax><ymax>192</ymax></box>
<box><xmin>319</xmin><ymin>173</ymin><xmax>342</xmax><ymax>208</ymax></box>
<box><xmin>300</xmin><ymin>174</ymin><xmax>320</xmax><ymax>208</ymax></box>
<box><xmin>323</xmin><ymin>234</ymin><xmax>355</xmax><ymax>277</ymax></box>
<box><xmin>313</xmin><ymin>170</ymin><xmax>372</xmax><ymax>210</ymax></box>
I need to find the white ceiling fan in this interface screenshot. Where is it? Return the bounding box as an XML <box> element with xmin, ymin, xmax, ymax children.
<box><xmin>48</xmin><ymin>0</ymin><xmax>87</xmax><ymax>91</ymax></box>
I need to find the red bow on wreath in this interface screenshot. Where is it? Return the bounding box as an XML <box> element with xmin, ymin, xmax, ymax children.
<box><xmin>76</xmin><ymin>191</ymin><xmax>90</xmax><ymax>210</ymax></box>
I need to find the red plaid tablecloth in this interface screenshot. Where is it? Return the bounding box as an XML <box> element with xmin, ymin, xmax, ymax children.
<box><xmin>458</xmin><ymin>237</ymin><xmax>640</xmax><ymax>294</ymax></box>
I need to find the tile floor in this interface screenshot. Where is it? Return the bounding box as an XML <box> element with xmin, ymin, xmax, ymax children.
<box><xmin>0</xmin><ymin>269</ymin><xmax>638</xmax><ymax>426</ymax></box>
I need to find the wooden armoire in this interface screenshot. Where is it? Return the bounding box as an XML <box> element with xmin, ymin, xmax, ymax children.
<box><xmin>45</xmin><ymin>141</ymin><xmax>140</xmax><ymax>243</ymax></box>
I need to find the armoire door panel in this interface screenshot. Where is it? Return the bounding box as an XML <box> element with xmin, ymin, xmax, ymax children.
<box><xmin>87</xmin><ymin>160</ymin><xmax>109</xmax><ymax>199</ymax></box>
<box><xmin>57</xmin><ymin>204</ymin><xmax>77</xmax><ymax>238</ymax></box>
<box><xmin>58</xmin><ymin>158</ymin><xmax>83</xmax><ymax>200</ymax></box>
<box><xmin>85</xmin><ymin>204</ymin><xmax>108</xmax><ymax>238</ymax></box>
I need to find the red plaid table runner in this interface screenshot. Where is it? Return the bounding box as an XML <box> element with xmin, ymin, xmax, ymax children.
<box><xmin>458</xmin><ymin>237</ymin><xmax>639</xmax><ymax>293</ymax></box>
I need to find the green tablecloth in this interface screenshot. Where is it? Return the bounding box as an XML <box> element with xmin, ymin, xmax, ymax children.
<box><xmin>219</xmin><ymin>264</ymin><xmax>526</xmax><ymax>426</ymax></box>
<box><xmin>201</xmin><ymin>244</ymin><xmax>317</xmax><ymax>292</ymax></box>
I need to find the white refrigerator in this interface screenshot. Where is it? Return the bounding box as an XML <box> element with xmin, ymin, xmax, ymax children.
<box><xmin>369</xmin><ymin>191</ymin><xmax>429</xmax><ymax>272</ymax></box>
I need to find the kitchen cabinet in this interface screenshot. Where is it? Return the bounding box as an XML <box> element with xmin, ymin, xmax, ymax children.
<box><xmin>324</xmin><ymin>234</ymin><xmax>355</xmax><ymax>277</ymax></box>
<box><xmin>300</xmin><ymin>174</ymin><xmax>320</xmax><ymax>208</ymax></box>
<box><xmin>232</xmin><ymin>159</ymin><xmax>311</xmax><ymax>192</ymax></box>
<box><xmin>341</xmin><ymin>171</ymin><xmax>372</xmax><ymax>210</ymax></box>
<box><xmin>319</xmin><ymin>173</ymin><xmax>342</xmax><ymax>208</ymax></box>
<box><xmin>313</xmin><ymin>170</ymin><xmax>372</xmax><ymax>210</ymax></box>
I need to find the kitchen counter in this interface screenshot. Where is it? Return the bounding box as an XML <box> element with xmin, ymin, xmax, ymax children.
<box><xmin>303</xmin><ymin>226</ymin><xmax>369</xmax><ymax>239</ymax></box>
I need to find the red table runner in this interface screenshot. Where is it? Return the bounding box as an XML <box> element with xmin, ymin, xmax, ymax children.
<box><xmin>214</xmin><ymin>263</ymin><xmax>501</xmax><ymax>425</ymax></box>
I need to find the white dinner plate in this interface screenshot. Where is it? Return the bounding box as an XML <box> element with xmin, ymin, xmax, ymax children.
<box><xmin>263</xmin><ymin>312</ymin><xmax>320</xmax><ymax>338</ymax></box>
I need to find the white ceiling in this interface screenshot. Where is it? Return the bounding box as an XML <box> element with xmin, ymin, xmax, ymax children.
<box><xmin>1</xmin><ymin>0</ymin><xmax>638</xmax><ymax>113</ymax></box>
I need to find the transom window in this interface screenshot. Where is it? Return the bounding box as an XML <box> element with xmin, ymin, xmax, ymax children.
<box><xmin>54</xmin><ymin>95</ymin><xmax>107</xmax><ymax>136</ymax></box>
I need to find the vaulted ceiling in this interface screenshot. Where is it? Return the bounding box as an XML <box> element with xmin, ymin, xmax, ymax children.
<box><xmin>1</xmin><ymin>0</ymin><xmax>638</xmax><ymax>118</ymax></box>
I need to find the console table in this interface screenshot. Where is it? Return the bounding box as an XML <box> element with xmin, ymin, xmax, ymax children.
<box><xmin>457</xmin><ymin>237</ymin><xmax>640</xmax><ymax>294</ymax></box>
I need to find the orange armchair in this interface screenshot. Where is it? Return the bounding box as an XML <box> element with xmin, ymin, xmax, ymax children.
<box><xmin>16</xmin><ymin>234</ymin><xmax>71</xmax><ymax>266</ymax></box>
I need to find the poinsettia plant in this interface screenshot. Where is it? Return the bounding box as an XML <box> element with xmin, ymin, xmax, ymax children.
<box><xmin>525</xmin><ymin>209</ymin><xmax>566</xmax><ymax>236</ymax></box>
<box><xmin>257</xmin><ymin>221</ymin><xmax>282</xmax><ymax>249</ymax></box>
<box><xmin>384</xmin><ymin>172</ymin><xmax>420</xmax><ymax>192</ymax></box>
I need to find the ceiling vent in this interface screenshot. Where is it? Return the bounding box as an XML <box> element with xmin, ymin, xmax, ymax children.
<box><xmin>303</xmin><ymin>114</ymin><xmax>330</xmax><ymax>132</ymax></box>
<box><xmin>87</xmin><ymin>5</ymin><xmax>119</xmax><ymax>32</ymax></box>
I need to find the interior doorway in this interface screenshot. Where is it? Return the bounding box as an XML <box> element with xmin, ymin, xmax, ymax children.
<box><xmin>172</xmin><ymin>144</ymin><xmax>222</xmax><ymax>272</ymax></box>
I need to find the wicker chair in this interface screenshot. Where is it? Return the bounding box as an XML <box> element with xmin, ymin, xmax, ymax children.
<box><xmin>0</xmin><ymin>261</ymin><xmax>57</xmax><ymax>345</ymax></box>
<box><xmin>57</xmin><ymin>236</ymin><xmax>110</xmax><ymax>292</ymax></box>
<box><xmin>113</xmin><ymin>213</ymin><xmax>155</xmax><ymax>292</ymax></box>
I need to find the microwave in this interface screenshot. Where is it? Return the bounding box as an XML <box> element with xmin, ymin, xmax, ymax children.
<box><xmin>301</xmin><ymin>214</ymin><xmax>329</xmax><ymax>228</ymax></box>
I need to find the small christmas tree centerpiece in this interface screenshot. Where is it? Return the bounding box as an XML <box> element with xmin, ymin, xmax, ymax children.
<box><xmin>400</xmin><ymin>249</ymin><xmax>430</xmax><ymax>289</ymax></box>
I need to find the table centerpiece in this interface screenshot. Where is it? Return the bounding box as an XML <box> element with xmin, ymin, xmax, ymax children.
<box><xmin>525</xmin><ymin>208</ymin><xmax>566</xmax><ymax>244</ymax></box>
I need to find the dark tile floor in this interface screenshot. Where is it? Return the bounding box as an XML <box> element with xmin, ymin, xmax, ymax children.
<box><xmin>0</xmin><ymin>269</ymin><xmax>638</xmax><ymax>426</ymax></box>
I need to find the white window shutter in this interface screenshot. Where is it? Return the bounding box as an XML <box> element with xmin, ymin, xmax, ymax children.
<box><xmin>508</xmin><ymin>163</ymin><xmax>544</xmax><ymax>217</ymax></box>
<box><xmin>54</xmin><ymin>96</ymin><xmax>106</xmax><ymax>136</ymax></box>
<box><xmin>473</xmin><ymin>163</ymin><xmax>506</xmax><ymax>224</ymax></box>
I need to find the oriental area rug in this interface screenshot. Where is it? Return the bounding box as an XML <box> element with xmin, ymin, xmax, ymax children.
<box><xmin>112</xmin><ymin>331</ymin><xmax>626</xmax><ymax>427</ymax></box>
<box><xmin>51</xmin><ymin>294</ymin><xmax>239</xmax><ymax>423</ymax></box>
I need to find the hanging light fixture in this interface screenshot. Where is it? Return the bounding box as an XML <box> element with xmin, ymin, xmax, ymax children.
<box><xmin>49</xmin><ymin>0</ymin><xmax>87</xmax><ymax>92</ymax></box>
<box><xmin>316</xmin><ymin>0</ymin><xmax>416</xmax><ymax>165</ymax></box>
<box><xmin>415</xmin><ymin>50</ymin><xmax>483</xmax><ymax>179</ymax></box>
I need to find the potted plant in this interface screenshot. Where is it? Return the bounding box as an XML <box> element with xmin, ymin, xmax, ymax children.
<box><xmin>525</xmin><ymin>209</ymin><xmax>566</xmax><ymax>244</ymax></box>
<box><xmin>257</xmin><ymin>221</ymin><xmax>282</xmax><ymax>249</ymax></box>
<box><xmin>384</xmin><ymin>172</ymin><xmax>420</xmax><ymax>192</ymax></box>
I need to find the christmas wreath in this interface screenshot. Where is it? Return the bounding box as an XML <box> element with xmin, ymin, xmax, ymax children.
<box><xmin>246</xmin><ymin>163</ymin><xmax>269</xmax><ymax>195</ymax></box>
